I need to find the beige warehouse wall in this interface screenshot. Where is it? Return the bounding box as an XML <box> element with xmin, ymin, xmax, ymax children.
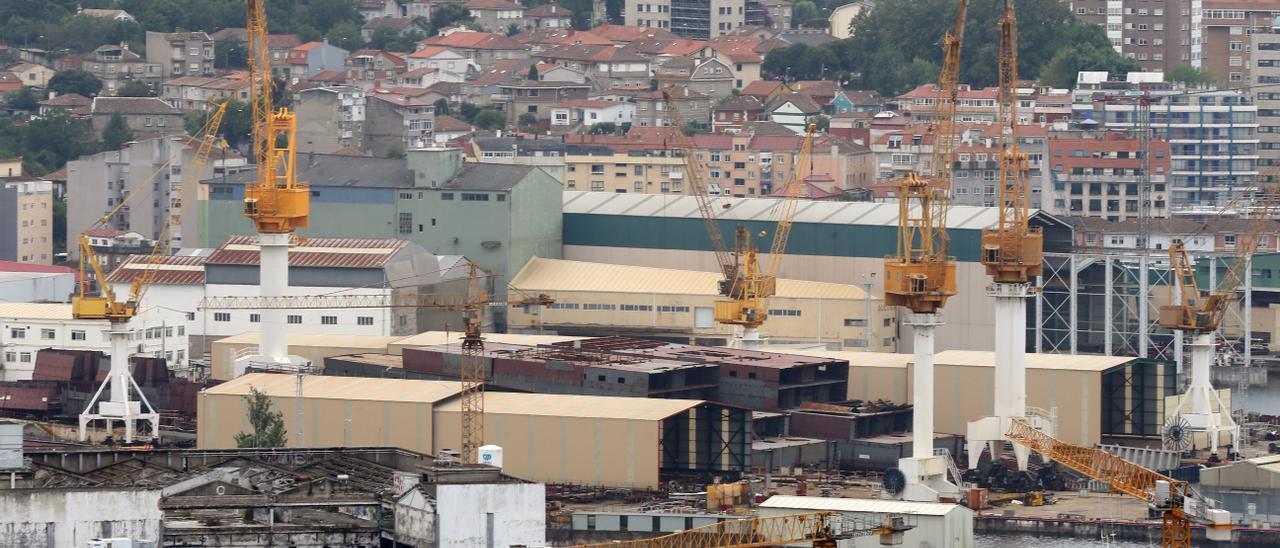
<box><xmin>197</xmin><ymin>392</ymin><xmax>434</xmax><ymax>453</ymax></box>
<box><xmin>845</xmin><ymin>365</ymin><xmax>908</xmax><ymax>403</ymax></box>
<box><xmin>433</xmin><ymin>410</ymin><xmax>662</xmax><ymax>489</ymax></box>
<box><xmin>563</xmin><ymin>245</ymin><xmax>994</xmax><ymax>352</ymax></box>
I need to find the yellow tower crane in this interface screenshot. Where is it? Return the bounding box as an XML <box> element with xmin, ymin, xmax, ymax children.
<box><xmin>75</xmin><ymin>100</ymin><xmax>229</xmax><ymax>442</ymax></box>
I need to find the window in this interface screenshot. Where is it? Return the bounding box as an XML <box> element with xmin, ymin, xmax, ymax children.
<box><xmin>461</xmin><ymin>193</ymin><xmax>490</xmax><ymax>201</ymax></box>
<box><xmin>549</xmin><ymin>303</ymin><xmax>580</xmax><ymax>309</ymax></box>
<box><xmin>441</xmin><ymin>193</ymin><xmax>454</xmax><ymax>200</ymax></box>
<box><xmin>288</xmin><ymin>315</ymin><xmax>303</xmax><ymax>324</ymax></box>
<box><xmin>177</xmin><ymin>326</ymin><xmax>184</xmax><ymax>336</ymax></box>
<box><xmin>19</xmin><ymin>352</ymin><xmax>30</xmax><ymax>363</ymax></box>
<box><xmin>321</xmin><ymin>316</ymin><xmax>337</xmax><ymax>325</ymax></box>
<box><xmin>250</xmin><ymin>313</ymin><xmax>260</xmax><ymax>323</ymax></box>
<box><xmin>41</xmin><ymin>328</ymin><xmax>55</xmax><ymax>339</ymax></box>
<box><xmin>9</xmin><ymin>328</ymin><xmax>24</xmax><ymax>339</ymax></box>
<box><xmin>71</xmin><ymin>330</ymin><xmax>86</xmax><ymax>341</ymax></box>
<box><xmin>620</xmin><ymin>304</ymin><xmax>653</xmax><ymax>311</ymax></box>
<box><xmin>767</xmin><ymin>309</ymin><xmax>801</xmax><ymax>317</ymax></box>
<box><xmin>657</xmin><ymin>305</ymin><xmax>690</xmax><ymax>313</ymax></box>
<box><xmin>399</xmin><ymin>212</ymin><xmax>412</xmax><ymax>234</ymax></box>
<box><xmin>583</xmin><ymin>303</ymin><xmax>616</xmax><ymax>311</ymax></box>
<box><xmin>214</xmin><ymin>312</ymin><xmax>230</xmax><ymax>322</ymax></box>
<box><xmin>357</xmin><ymin>316</ymin><xmax>374</xmax><ymax>326</ymax></box>
<box><xmin>2</xmin><ymin>352</ymin><xmax>12</xmax><ymax>362</ymax></box>
<box><xmin>844</xmin><ymin>319</ymin><xmax>867</xmax><ymax>327</ymax></box>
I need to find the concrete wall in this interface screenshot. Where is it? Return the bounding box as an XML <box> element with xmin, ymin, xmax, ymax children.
<box><xmin>436</xmin><ymin>483</ymin><xmax>546</xmax><ymax>548</ymax></box>
<box><xmin>0</xmin><ymin>272</ymin><xmax>74</xmax><ymax>303</ymax></box>
<box><xmin>197</xmin><ymin>388</ymin><xmax>436</xmax><ymax>451</ymax></box>
<box><xmin>0</xmin><ymin>489</ymin><xmax>163</xmax><ymax>547</ymax></box>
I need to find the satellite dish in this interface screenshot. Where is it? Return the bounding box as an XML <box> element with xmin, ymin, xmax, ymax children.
<box><xmin>882</xmin><ymin>467</ymin><xmax>907</xmax><ymax>496</ymax></box>
<box><xmin>1162</xmin><ymin>415</ymin><xmax>1193</xmax><ymax>452</ymax></box>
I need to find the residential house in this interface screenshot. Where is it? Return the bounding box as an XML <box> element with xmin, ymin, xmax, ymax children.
<box><xmin>467</xmin><ymin>0</ymin><xmax>526</xmax><ymax>33</ymax></box>
<box><xmin>788</xmin><ymin>80</ymin><xmax>851</xmax><ymax>114</ymax></box>
<box><xmin>549</xmin><ymin>99</ymin><xmax>635</xmax><ymax>128</ymax></box>
<box><xmin>631</xmin><ymin>85</ymin><xmax>712</xmax><ymax>127</ymax></box>
<box><xmin>38</xmin><ymin>93</ymin><xmax>92</xmax><ymax>116</ymax></box>
<box><xmin>90</xmin><ymin>97</ymin><xmax>184</xmax><ymax>139</ymax></box>
<box><xmin>827</xmin><ymin>111</ymin><xmax>873</xmax><ymax>145</ymax></box>
<box><xmin>78</xmin><ymin>8</ymin><xmax>136</xmax><ymax>22</ymax></box>
<box><xmin>494</xmin><ymin>80</ymin><xmax>591</xmax><ymax>124</ymax></box>
<box><xmin>6</xmin><ymin>63</ymin><xmax>55</xmax><ymax>88</ymax></box>
<box><xmin>766</xmin><ymin>92</ymin><xmax>821</xmax><ymax>134</ymax></box>
<box><xmin>843</xmin><ymin>90</ymin><xmax>883</xmax><ymax>112</ymax></box>
<box><xmin>160</xmin><ymin>74</ymin><xmax>251</xmax><ymax>112</ymax></box>
<box><xmin>0</xmin><ymin>73</ymin><xmax>20</xmax><ymax>94</ymax></box>
<box><xmin>287</xmin><ymin>41</ymin><xmax>351</xmax><ymax>80</ymax></box>
<box><xmin>406</xmin><ymin>46</ymin><xmax>472</xmax><ymax>76</ymax></box>
<box><xmin>401</xmin><ymin>67</ymin><xmax>464</xmax><ymax>88</ymax></box>
<box><xmin>656</xmin><ymin>56</ymin><xmax>734</xmax><ymax>98</ymax></box>
<box><xmin>537</xmin><ymin>44</ymin><xmax>650</xmax><ymax>88</ymax></box>
<box><xmin>751</xmin><ymin>0</ymin><xmax>793</xmax><ymax>31</ymax></box>
<box><xmin>361</xmin><ymin>17</ymin><xmax>431</xmax><ymax>41</ymax></box>
<box><xmin>77</xmin><ymin>44</ymin><xmax>162</xmax><ymax>94</ymax></box>
<box><xmin>418</xmin><ymin>31</ymin><xmax>528</xmax><ymax>70</ymax></box>
<box><xmin>525</xmin><ymin>4</ymin><xmax>574</xmax><ymax>30</ymax></box>
<box><xmin>365</xmin><ymin>91</ymin><xmax>436</xmax><ymax>155</ymax></box>
<box><xmin>432</xmin><ymin>115</ymin><xmax>475</xmax><ymax>144</ymax></box>
<box><xmin>210</xmin><ymin>29</ymin><xmax>301</xmax><ymax>75</ymax></box>
<box><xmin>532</xmin><ymin>62</ymin><xmax>589</xmax><ymax>83</ymax></box>
<box><xmin>712</xmin><ymin>95</ymin><xmax>768</xmax><ymax>132</ymax></box>
<box><xmin>79</xmin><ymin>229</ymin><xmax>152</xmax><ymax>272</ymax></box>
<box><xmin>357</xmin><ymin>0</ymin><xmax>402</xmax><ymax>20</ymax></box>
<box><xmin>345</xmin><ymin>49</ymin><xmax>408</xmax><ymax>90</ymax></box>
<box><xmin>295</xmin><ymin>86</ymin><xmax>367</xmax><ymax>154</ymax></box>
<box><xmin>585</xmin><ymin>24</ymin><xmax>677</xmax><ymax>44</ymax></box>
<box><xmin>708</xmin><ymin>36</ymin><xmax>764</xmax><ymax>89</ymax></box>
<box><xmin>145</xmin><ymin>31</ymin><xmax>215</xmax><ymax>79</ymax></box>
<box><xmin>740</xmin><ymin>79</ymin><xmax>783</xmax><ymax>103</ymax></box>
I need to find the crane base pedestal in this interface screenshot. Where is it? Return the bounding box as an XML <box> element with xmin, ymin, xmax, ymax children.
<box><xmin>235</xmin><ymin>354</ymin><xmax>311</xmax><ymax>378</ymax></box>
<box><xmin>730</xmin><ymin>327</ymin><xmax>765</xmax><ymax>351</ymax></box>
<box><xmin>898</xmin><ymin>455</ymin><xmax>959</xmax><ymax>502</ymax></box>
<box><xmin>966</xmin><ymin>415</ymin><xmax>1053</xmax><ymax>471</ymax></box>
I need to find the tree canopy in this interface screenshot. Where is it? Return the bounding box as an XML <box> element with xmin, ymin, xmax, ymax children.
<box><xmin>49</xmin><ymin>69</ymin><xmax>103</xmax><ymax>97</ymax></box>
<box><xmin>764</xmin><ymin>0</ymin><xmax>1136</xmax><ymax>95</ymax></box>
<box><xmin>1164</xmin><ymin>64</ymin><xmax>1215</xmax><ymax>87</ymax></box>
<box><xmin>0</xmin><ymin>110</ymin><xmax>94</xmax><ymax>175</ymax></box>
<box><xmin>233</xmin><ymin>387</ymin><xmax>288</xmax><ymax>448</ymax></box>
<box><xmin>115</xmin><ymin>79</ymin><xmax>154</xmax><ymax>97</ymax></box>
<box><xmin>101</xmin><ymin>113</ymin><xmax>135</xmax><ymax>150</ymax></box>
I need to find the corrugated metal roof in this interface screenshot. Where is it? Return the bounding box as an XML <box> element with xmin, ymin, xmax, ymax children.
<box><xmin>105</xmin><ymin>254</ymin><xmax>206</xmax><ymax>285</ymax></box>
<box><xmin>206</xmin><ymin>235</ymin><xmax>406</xmax><ymax>268</ymax></box>
<box><xmin>391</xmin><ymin>331</ymin><xmax>585</xmax><ymax>349</ymax></box>
<box><xmin>760</xmin><ymin>495</ymin><xmax>961</xmax><ymax>516</ymax></box>
<box><xmin>510</xmin><ymin>257</ymin><xmax>871</xmax><ymax>300</ymax></box>
<box><xmin>935</xmin><ymin>350</ymin><xmax>1133</xmax><ymax>372</ymax></box>
<box><xmin>208</xmin><ymin>373</ymin><xmax>463</xmax><ymax>403</ymax></box>
<box><xmin>435</xmin><ymin>391</ymin><xmax>704</xmax><ymax>421</ymax></box>
<box><xmin>562</xmin><ymin>191</ymin><xmax>1007</xmax><ymax>230</ymax></box>
<box><xmin>758</xmin><ymin>349</ymin><xmax>911</xmax><ymax>368</ymax></box>
<box><xmin>0</xmin><ymin>302</ymin><xmax>73</xmax><ymax>320</ymax></box>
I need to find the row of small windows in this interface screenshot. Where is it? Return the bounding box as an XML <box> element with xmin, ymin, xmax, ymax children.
<box><xmin>547</xmin><ymin>303</ymin><xmax>690</xmax><ymax>313</ymax></box>
<box><xmin>399</xmin><ymin>192</ymin><xmax>506</xmax><ymax>202</ymax></box>
<box><xmin>212</xmin><ymin>313</ymin><xmax>374</xmax><ymax>326</ymax></box>
<box><xmin>8</xmin><ymin>326</ymin><xmax>182</xmax><ymax>340</ymax></box>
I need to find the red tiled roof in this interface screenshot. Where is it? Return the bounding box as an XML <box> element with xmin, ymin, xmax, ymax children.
<box><xmin>0</xmin><ymin>260</ymin><xmax>75</xmax><ymax>275</ymax></box>
<box><xmin>267</xmin><ymin>34</ymin><xmax>302</xmax><ymax>49</ymax></box>
<box><xmin>749</xmin><ymin>135</ymin><xmax>803</xmax><ymax>150</ymax></box>
<box><xmin>692</xmin><ymin>134</ymin><xmax>734</xmax><ymax>149</ymax></box>
<box><xmin>105</xmin><ymin>255</ymin><xmax>206</xmax><ymax>286</ymax></box>
<box><xmin>206</xmin><ymin>235</ymin><xmax>407</xmax><ymax>268</ymax></box>
<box><xmin>584</xmin><ymin>24</ymin><xmax>676</xmax><ymax>43</ymax></box>
<box><xmin>740</xmin><ymin>80</ymin><xmax>782</xmax><ymax>97</ymax></box>
<box><xmin>309</xmin><ymin>70</ymin><xmax>348</xmax><ymax>83</ymax></box>
<box><xmin>899</xmin><ymin>83</ymin><xmax>998</xmax><ymax>100</ymax></box>
<box><xmin>420</xmin><ymin>32</ymin><xmax>523</xmax><ymax>50</ymax></box>
<box><xmin>39</xmin><ymin>93</ymin><xmax>92</xmax><ymax>107</ymax></box>
<box><xmin>433</xmin><ymin>114</ymin><xmax>474</xmax><ymax>132</ymax></box>
<box><xmin>294</xmin><ymin>41</ymin><xmax>326</xmax><ymax>52</ymax></box>
<box><xmin>409</xmin><ymin>46</ymin><xmax>456</xmax><ymax>59</ymax></box>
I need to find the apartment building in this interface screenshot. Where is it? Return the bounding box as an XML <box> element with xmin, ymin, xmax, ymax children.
<box><xmin>1200</xmin><ymin>1</ymin><xmax>1279</xmax><ymax>87</ymax></box>
<box><xmin>160</xmin><ymin>74</ymin><xmax>251</xmax><ymax>112</ymax></box>
<box><xmin>1070</xmin><ymin>0</ymin><xmax>1200</xmax><ymax>71</ymax></box>
<box><xmin>627</xmin><ymin>0</ymin><xmax>745</xmax><ymax>39</ymax></box>
<box><xmin>344</xmin><ymin>49</ymin><xmax>408</xmax><ymax>90</ymax></box>
<box><xmin>0</xmin><ymin>179</ymin><xmax>53</xmax><ymax>264</ymax></box>
<box><xmin>418</xmin><ymin>31</ymin><xmax>528</xmax><ymax>70</ymax></box>
<box><xmin>287</xmin><ymin>41</ymin><xmax>350</xmax><ymax>80</ymax></box>
<box><xmin>467</xmin><ymin>0</ymin><xmax>525</xmax><ymax>33</ymax></box>
<box><xmin>563</xmin><ymin>149</ymin><xmax>687</xmax><ymax>193</ymax></box>
<box><xmin>89</xmin><ymin>97</ymin><xmax>185</xmax><ymax>140</ymax></box>
<box><xmin>1253</xmin><ymin>30</ymin><xmax>1280</xmax><ymax>184</ymax></box>
<box><xmin>295</xmin><ymin>86</ymin><xmax>367</xmax><ymax>154</ymax></box>
<box><xmin>1088</xmin><ymin>88</ymin><xmax>1259</xmax><ymax>213</ymax></box>
<box><xmin>75</xmin><ymin>44</ymin><xmax>162</xmax><ymax>94</ymax></box>
<box><xmin>631</xmin><ymin>86</ymin><xmax>713</xmax><ymax>127</ymax></box>
<box><xmin>1044</xmin><ymin>130</ymin><xmax>1172</xmax><ymax>221</ymax></box>
<box><xmin>145</xmin><ymin>31</ymin><xmax>215</xmax><ymax>79</ymax></box>
<box><xmin>949</xmin><ymin>125</ymin><xmax>1048</xmax><ymax>208</ymax></box>
<box><xmin>494</xmin><ymin>80</ymin><xmax>591</xmax><ymax>124</ymax></box>
<box><xmin>365</xmin><ymin>91</ymin><xmax>436</xmax><ymax>155</ymax></box>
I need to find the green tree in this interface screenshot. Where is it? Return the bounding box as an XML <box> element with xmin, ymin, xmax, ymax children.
<box><xmin>115</xmin><ymin>80</ymin><xmax>154</xmax><ymax>97</ymax></box>
<box><xmin>433</xmin><ymin>98</ymin><xmax>451</xmax><ymax>116</ymax></box>
<box><xmin>325</xmin><ymin>21</ymin><xmax>364</xmax><ymax>52</ymax></box>
<box><xmin>429</xmin><ymin>4</ymin><xmax>475</xmax><ymax>36</ymax></box>
<box><xmin>21</xmin><ymin>110</ymin><xmax>93</xmax><ymax>174</ymax></box>
<box><xmin>893</xmin><ymin>57</ymin><xmax>939</xmax><ymax>95</ymax></box>
<box><xmin>219</xmin><ymin>100</ymin><xmax>254</xmax><ymax>149</ymax></box>
<box><xmin>589</xmin><ymin>122</ymin><xmax>616</xmax><ymax>134</ymax></box>
<box><xmin>233</xmin><ymin>386</ymin><xmax>288</xmax><ymax>448</ymax></box>
<box><xmin>472</xmin><ymin>109</ymin><xmax>505</xmax><ymax>130</ymax></box>
<box><xmin>6</xmin><ymin>87</ymin><xmax>40</xmax><ymax>111</ymax></box>
<box><xmin>812</xmin><ymin>115</ymin><xmax>830</xmax><ymax>132</ymax></box>
<box><xmin>527</xmin><ymin>64</ymin><xmax>540</xmax><ymax>81</ymax></box>
<box><xmin>1165</xmin><ymin>64</ymin><xmax>1214</xmax><ymax>87</ymax></box>
<box><xmin>1037</xmin><ymin>42</ymin><xmax>1139</xmax><ymax>88</ymax></box>
<box><xmin>48</xmin><ymin>69</ymin><xmax>102</xmax><ymax>97</ymax></box>
<box><xmin>791</xmin><ymin>0</ymin><xmax>820</xmax><ymax>29</ymax></box>
<box><xmin>215</xmin><ymin>39</ymin><xmax>248</xmax><ymax>69</ymax></box>
<box><xmin>507</xmin><ymin>23</ymin><xmax>521</xmax><ymax>36</ymax></box>
<box><xmin>458</xmin><ymin>101</ymin><xmax>480</xmax><ymax>122</ymax></box>
<box><xmin>52</xmin><ymin>194</ymin><xmax>66</xmax><ymax>256</ymax></box>
<box><xmin>385</xmin><ymin>145</ymin><xmax>406</xmax><ymax>159</ymax></box>
<box><xmin>682</xmin><ymin>120</ymin><xmax>708</xmax><ymax>136</ymax></box>
<box><xmin>101</xmin><ymin>113</ymin><xmax>135</xmax><ymax>151</ymax></box>
<box><xmin>517</xmin><ymin>112</ymin><xmax>538</xmax><ymax>130</ymax></box>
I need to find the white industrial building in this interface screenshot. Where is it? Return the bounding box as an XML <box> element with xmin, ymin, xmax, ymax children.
<box><xmin>758</xmin><ymin>495</ymin><xmax>973</xmax><ymax>548</ymax></box>
<box><xmin>0</xmin><ymin>261</ymin><xmax>75</xmax><ymax>303</ymax></box>
<box><xmin>0</xmin><ymin>303</ymin><xmax>189</xmax><ymax>381</ymax></box>
<box><xmin>106</xmin><ymin>235</ymin><xmax>456</xmax><ymax>358</ymax></box>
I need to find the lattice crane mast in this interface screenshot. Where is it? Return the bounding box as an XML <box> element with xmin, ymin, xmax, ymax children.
<box><xmin>879</xmin><ymin>0</ymin><xmax>965</xmax><ymax>504</ymax></box>
<box><xmin>573</xmin><ymin>511</ymin><xmax>912</xmax><ymax>548</ymax></box>
<box><xmin>660</xmin><ymin>83</ymin><xmax>815</xmax><ymax>348</ymax></box>
<box><xmin>1006</xmin><ymin>418</ymin><xmax>1232</xmax><ymax>548</ymax></box>
<box><xmin>74</xmin><ymin>100</ymin><xmax>229</xmax><ymax>442</ymax></box>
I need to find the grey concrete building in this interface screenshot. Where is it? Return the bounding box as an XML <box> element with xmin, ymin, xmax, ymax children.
<box><xmin>469</xmin><ymin>136</ymin><xmax>568</xmax><ymax>180</ymax></box>
<box><xmin>198</xmin><ymin>148</ymin><xmax>563</xmax><ymax>287</ymax></box>
<box><xmin>365</xmin><ymin>91</ymin><xmax>435</xmax><ymax>156</ymax></box>
<box><xmin>295</xmin><ymin>86</ymin><xmax>366</xmax><ymax>154</ymax></box>
<box><xmin>1070</xmin><ymin>0</ymin><xmax>1201</xmax><ymax>71</ymax></box>
<box><xmin>66</xmin><ymin>136</ymin><xmax>248</xmax><ymax>260</ymax></box>
<box><xmin>1199</xmin><ymin>454</ymin><xmax>1280</xmax><ymax>524</ymax></box>
<box><xmin>493</xmin><ymin>80</ymin><xmax>591</xmax><ymax>124</ymax></box>
<box><xmin>76</xmin><ymin>43</ymin><xmax>162</xmax><ymax>94</ymax></box>
<box><xmin>466</xmin><ymin>0</ymin><xmax>526</xmax><ymax>33</ymax></box>
<box><xmin>145</xmin><ymin>31</ymin><xmax>215</xmax><ymax>79</ymax></box>
<box><xmin>0</xmin><ymin>179</ymin><xmax>53</xmax><ymax>264</ymax></box>
<box><xmin>89</xmin><ymin>97</ymin><xmax>185</xmax><ymax>140</ymax></box>
<box><xmin>627</xmin><ymin>0</ymin><xmax>746</xmax><ymax>38</ymax></box>
<box><xmin>631</xmin><ymin>85</ymin><xmax>712</xmax><ymax>127</ymax></box>
<box><xmin>286</xmin><ymin>40</ymin><xmax>350</xmax><ymax>80</ymax></box>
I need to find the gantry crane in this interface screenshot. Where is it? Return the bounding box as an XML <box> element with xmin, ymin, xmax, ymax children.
<box><xmin>237</xmin><ymin>0</ymin><xmax>311</xmax><ymax>373</ymax></box>
<box><xmin>1006</xmin><ymin>418</ymin><xmax>1232</xmax><ymax>547</ymax></box>
<box><xmin>966</xmin><ymin>0</ymin><xmax>1047</xmax><ymax>472</ymax></box>
<box><xmin>199</xmin><ymin>264</ymin><xmax>554</xmax><ymax>463</ymax></box>
<box><xmin>880</xmin><ymin>0</ymin><xmax>965</xmax><ymax>503</ymax></box>
<box><xmin>662</xmin><ymin>85</ymin><xmax>816</xmax><ymax>349</ymax></box>
<box><xmin>573</xmin><ymin>511</ymin><xmax>912</xmax><ymax>548</ymax></box>
<box><xmin>75</xmin><ymin>101</ymin><xmax>230</xmax><ymax>442</ymax></box>
<box><xmin>1157</xmin><ymin>182</ymin><xmax>1280</xmax><ymax>454</ymax></box>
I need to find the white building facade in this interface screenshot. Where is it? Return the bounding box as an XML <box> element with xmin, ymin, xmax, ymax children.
<box><xmin>0</xmin><ymin>303</ymin><xmax>190</xmax><ymax>381</ymax></box>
